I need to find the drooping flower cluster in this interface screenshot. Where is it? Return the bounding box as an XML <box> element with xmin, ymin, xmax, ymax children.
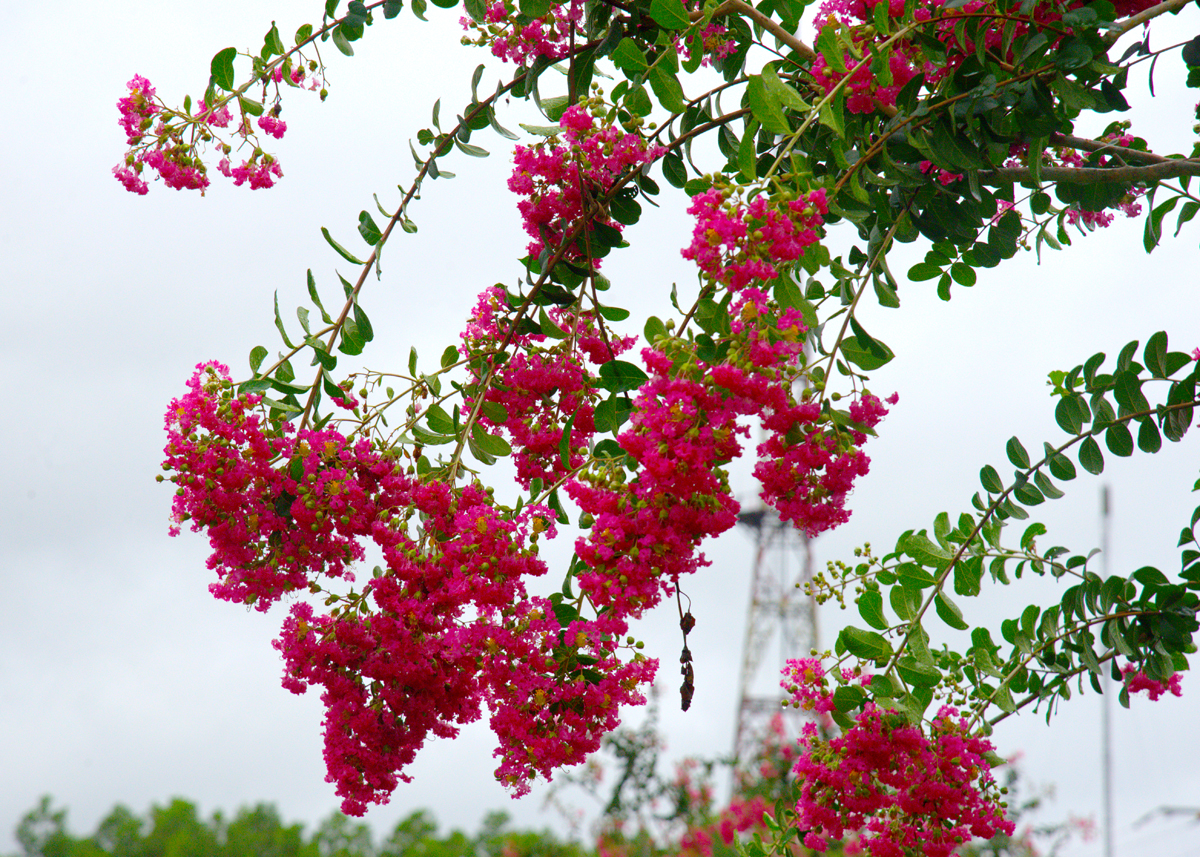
<box><xmin>114</xmin><ymin>54</ymin><xmax>322</xmax><ymax>195</ymax></box>
<box><xmin>1121</xmin><ymin>662</ymin><xmax>1184</xmax><ymax>700</ymax></box>
<box><xmin>462</xmin><ymin>285</ymin><xmax>636</xmax><ymax>487</ymax></box>
<box><xmin>756</xmin><ymin>389</ymin><xmax>897</xmax><ymax>535</ymax></box>
<box><xmin>461</xmin><ymin>0</ymin><xmax>584</xmax><ymax>64</ymax></box>
<box><xmin>508</xmin><ymin>103</ymin><xmax>665</xmax><ymax>265</ymax></box>
<box><xmin>163</xmin><ymin>362</ymin><xmax>656</xmax><ymax>814</ymax></box>
<box><xmin>681</xmin><ymin>185</ymin><xmax>829</xmax><ymax>289</ymax></box>
<box><xmin>783</xmin><ymin>660</ymin><xmax>1014</xmax><ymax>857</ymax></box>
<box><xmin>677</xmin><ymin>182</ymin><xmax>891</xmax><ymax>534</ymax></box>
<box><xmin>810</xmin><ymin>0</ymin><xmax>1161</xmax><ymax>117</ymax></box>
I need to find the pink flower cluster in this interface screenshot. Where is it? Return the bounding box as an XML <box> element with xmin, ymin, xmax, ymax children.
<box><xmin>217</xmin><ymin>155</ymin><xmax>285</xmax><ymax>189</ymax></box>
<box><xmin>783</xmin><ymin>661</ymin><xmax>1014</xmax><ymax>857</ymax></box>
<box><xmin>809</xmin><ymin>0</ymin><xmax>924</xmax><ymax>115</ymax></box>
<box><xmin>1121</xmin><ymin>663</ymin><xmax>1184</xmax><ymax>701</ymax></box>
<box><xmin>163</xmin><ymin>362</ymin><xmax>656</xmax><ymax>814</ymax></box>
<box><xmin>113</xmin><ymin>76</ymin><xmax>211</xmax><ymax>195</ymax></box>
<box><xmin>508</xmin><ymin>104</ymin><xmax>665</xmax><ymax>265</ymax></box>
<box><xmin>809</xmin><ymin>0</ymin><xmax>1160</xmax><ymax>117</ymax></box>
<box><xmin>756</xmin><ymin>389</ymin><xmax>896</xmax><ymax>534</ymax></box>
<box><xmin>461</xmin><ymin>0</ymin><xmax>583</xmax><ymax>64</ymax></box>
<box><xmin>114</xmin><ymin>66</ymin><xmax>305</xmax><ymax>195</ymax></box>
<box><xmin>679</xmin><ymin>22</ymin><xmax>738</xmax><ymax>68</ymax></box>
<box><xmin>681</xmin><ymin>186</ymin><xmax>829</xmax><ymax>288</ymax></box>
<box><xmin>463</xmin><ymin>286</ymin><xmax>636</xmax><ymax>487</ymax></box>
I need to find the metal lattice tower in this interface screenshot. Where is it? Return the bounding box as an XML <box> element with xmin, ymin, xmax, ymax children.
<box><xmin>731</xmin><ymin>506</ymin><xmax>820</xmax><ymax>768</ymax></box>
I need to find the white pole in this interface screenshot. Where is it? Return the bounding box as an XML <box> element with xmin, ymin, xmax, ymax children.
<box><xmin>1101</xmin><ymin>484</ymin><xmax>1114</xmax><ymax>857</ymax></box>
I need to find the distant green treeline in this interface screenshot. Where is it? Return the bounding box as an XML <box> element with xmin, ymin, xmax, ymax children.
<box><xmin>9</xmin><ymin>796</ymin><xmax>587</xmax><ymax>857</ymax></box>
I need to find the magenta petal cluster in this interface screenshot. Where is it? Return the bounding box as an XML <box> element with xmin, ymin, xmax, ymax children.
<box><xmin>462</xmin><ymin>0</ymin><xmax>584</xmax><ymax>64</ymax></box>
<box><xmin>783</xmin><ymin>661</ymin><xmax>1014</xmax><ymax>857</ymax></box>
<box><xmin>1121</xmin><ymin>662</ymin><xmax>1184</xmax><ymax>700</ymax></box>
<box><xmin>508</xmin><ymin>104</ymin><xmax>664</xmax><ymax>266</ymax></box>
<box><xmin>163</xmin><ymin>363</ymin><xmax>657</xmax><ymax>814</ymax></box>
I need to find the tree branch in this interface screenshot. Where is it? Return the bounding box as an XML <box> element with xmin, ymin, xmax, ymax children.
<box><xmin>1104</xmin><ymin>0</ymin><xmax>1199</xmax><ymax>46</ymax></box>
<box><xmin>979</xmin><ymin>158</ymin><xmax>1200</xmax><ymax>185</ymax></box>
<box><xmin>1050</xmin><ymin>132</ymin><xmax>1170</xmax><ymax>165</ymax></box>
<box><xmin>698</xmin><ymin>0</ymin><xmax>817</xmax><ymax>61</ymax></box>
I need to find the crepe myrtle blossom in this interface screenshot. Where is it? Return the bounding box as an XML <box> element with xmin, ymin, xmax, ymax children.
<box><xmin>782</xmin><ymin>659</ymin><xmax>1014</xmax><ymax>857</ymax></box>
<box><xmin>163</xmin><ymin>362</ymin><xmax>656</xmax><ymax>814</ymax></box>
<box><xmin>1121</xmin><ymin>662</ymin><xmax>1184</xmax><ymax>701</ymax></box>
<box><xmin>681</xmin><ymin>184</ymin><xmax>829</xmax><ymax>290</ymax></box>
<box><xmin>508</xmin><ymin>102</ymin><xmax>664</xmax><ymax>266</ymax></box>
<box><xmin>461</xmin><ymin>0</ymin><xmax>584</xmax><ymax>64</ymax></box>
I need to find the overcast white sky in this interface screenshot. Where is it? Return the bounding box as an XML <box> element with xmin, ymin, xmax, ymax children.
<box><xmin>1</xmin><ymin>3</ymin><xmax>1198</xmax><ymax>856</ymax></box>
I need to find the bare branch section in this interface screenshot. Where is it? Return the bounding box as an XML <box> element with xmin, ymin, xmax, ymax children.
<box><xmin>1051</xmin><ymin>132</ymin><xmax>1172</xmax><ymax>165</ymax></box>
<box><xmin>1104</xmin><ymin>0</ymin><xmax>1199</xmax><ymax>45</ymax></box>
<box><xmin>980</xmin><ymin>158</ymin><xmax>1200</xmax><ymax>185</ymax></box>
<box><xmin>700</xmin><ymin>0</ymin><xmax>818</xmax><ymax>61</ymax></box>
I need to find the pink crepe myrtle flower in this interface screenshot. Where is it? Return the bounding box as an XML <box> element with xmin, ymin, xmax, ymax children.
<box><xmin>681</xmin><ymin>186</ymin><xmax>829</xmax><ymax>291</ymax></box>
<box><xmin>508</xmin><ymin>103</ymin><xmax>664</xmax><ymax>266</ymax></box>
<box><xmin>258</xmin><ymin>112</ymin><xmax>288</xmax><ymax>139</ymax></box>
<box><xmin>462</xmin><ymin>0</ymin><xmax>584</xmax><ymax>64</ymax></box>
<box><xmin>786</xmin><ymin>664</ymin><xmax>1014</xmax><ymax>857</ymax></box>
<box><xmin>165</xmin><ymin>361</ymin><xmax>658</xmax><ymax>815</ymax></box>
<box><xmin>1121</xmin><ymin>662</ymin><xmax>1183</xmax><ymax>701</ymax></box>
<box><xmin>117</xmin><ymin>75</ymin><xmax>159</xmax><ymax>143</ymax></box>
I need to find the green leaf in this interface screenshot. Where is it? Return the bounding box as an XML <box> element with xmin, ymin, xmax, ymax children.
<box><xmin>1034</xmin><ymin>470</ymin><xmax>1065</xmax><ymax>499</ymax></box>
<box><xmin>954</xmin><ymin>555</ymin><xmax>983</xmax><ymax>597</ymax></box>
<box><xmin>837</xmin><ymin>626</ymin><xmax>892</xmax><ymax>662</ymax></box>
<box><xmin>440</xmin><ymin>345</ymin><xmax>459</xmax><ymax>368</ymax></box>
<box><xmin>1079</xmin><ymin>435</ymin><xmax>1104</xmax><ymax>474</ymax></box>
<box><xmin>1144</xmin><ymin>331</ymin><xmax>1169</xmax><ymax>378</ymax></box>
<box><xmin>597</xmin><ymin>360</ymin><xmax>650</xmax><ymax>392</ymax></box>
<box><xmin>296</xmin><ymin>23</ymin><xmax>314</xmax><ymax>43</ymax></box>
<box><xmin>747</xmin><ymin>74</ymin><xmax>790</xmax><ymax>135</ymax></box>
<box><xmin>1104</xmin><ymin>422</ymin><xmax>1134</xmax><ymax>457</ymax></box>
<box><xmin>896</xmin><ymin>656</ymin><xmax>941</xmax><ymax>688</ymax></box>
<box><xmin>357</xmin><ymin>211</ymin><xmax>382</xmax><ymax>246</ymax></box>
<box><xmin>761</xmin><ymin>65</ymin><xmax>808</xmax><ymax>111</ymax></box>
<box><xmin>322</xmin><ymin>227</ymin><xmax>366</xmax><ymax>265</ymax></box>
<box><xmin>900</xmin><ymin>532</ymin><xmax>953</xmax><ymax>570</ymax></box>
<box><xmin>264</xmin><ymin>22</ymin><xmax>286</xmax><ymax>57</ymax></box>
<box><xmin>425</xmin><ymin>403</ymin><xmax>454</xmax><ymax>434</ymax></box>
<box><xmin>1006</xmin><ymin>436</ymin><xmax>1030</xmax><ymax>469</ymax></box>
<box><xmin>249</xmin><ymin>345</ymin><xmax>268</xmax><ymax>374</ymax></box>
<box><xmin>648</xmin><ymin>67</ymin><xmax>686</xmax><ymax>114</ymax></box>
<box><xmin>273</xmin><ymin>291</ymin><xmax>296</xmax><ymax>349</ymax></box>
<box><xmin>858</xmin><ymin>590</ymin><xmax>889</xmax><ymax>630</ymax></box>
<box><xmin>210</xmin><ymin>47</ymin><xmax>237</xmax><ymax>91</ymax></box>
<box><xmin>612</xmin><ymin>38</ymin><xmax>648</xmax><ymax>75</ymax></box>
<box><xmin>949</xmin><ymin>262</ymin><xmax>976</xmax><ymax>286</ymax></box>
<box><xmin>890</xmin><ymin>584</ymin><xmax>920</xmax><ymax>620</ymax></box>
<box><xmin>454</xmin><ymin>137</ymin><xmax>490</xmax><ymax>158</ymax></box>
<box><xmin>840</xmin><ymin>321</ymin><xmax>894</xmax><ymax>370</ymax></box>
<box><xmin>980</xmin><ymin>464</ymin><xmax>1004</xmax><ymax>494</ymax></box>
<box><xmin>934</xmin><ymin>591</ymin><xmax>969</xmax><ymax>630</ymax></box>
<box><xmin>559</xmin><ymin>412</ymin><xmax>577</xmax><ymax>470</ymax></box>
<box><xmin>907</xmin><ymin>262</ymin><xmax>943</xmax><ymax>282</ymax></box>
<box><xmin>1055</xmin><ymin>394</ymin><xmax>1089</xmax><ymax>434</ymax></box>
<box><xmin>1137</xmin><ymin>418</ymin><xmax>1162</xmax><ymax>453</ymax></box>
<box><xmin>481</xmin><ymin>400</ymin><xmax>508</xmax><ymax>423</ymax></box>
<box><xmin>1047</xmin><ymin>446</ymin><xmax>1077</xmax><ymax>481</ymax></box>
<box><xmin>832</xmin><ymin>685</ymin><xmax>867</xmax><ymax>713</ymax></box>
<box><xmin>648</xmin><ymin>0</ymin><xmax>691</xmax><ymax>29</ymax></box>
<box><xmin>815</xmin><ymin>25</ymin><xmax>847</xmax><ymax>73</ymax></box>
<box><xmin>661</xmin><ymin>152</ymin><xmax>687</xmax><ymax>188</ymax></box>
<box><xmin>471</xmin><ymin>423</ymin><xmax>512</xmax><ymax>457</ymax></box>
<box><xmin>331</xmin><ymin>25</ymin><xmax>355</xmax><ymax>56</ymax></box>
